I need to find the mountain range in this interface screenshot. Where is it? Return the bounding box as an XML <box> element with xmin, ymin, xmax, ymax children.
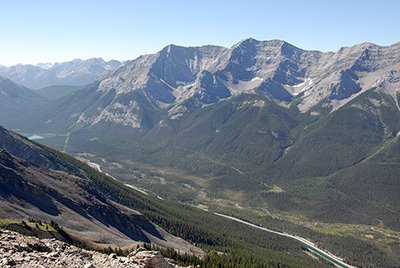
<box><xmin>16</xmin><ymin>38</ymin><xmax>400</xmax><ymax>131</ymax></box>
<box><xmin>5</xmin><ymin>38</ymin><xmax>400</xmax><ymax>230</ymax></box>
<box><xmin>1</xmin><ymin>37</ymin><xmax>400</xmax><ymax>267</ymax></box>
<box><xmin>0</xmin><ymin>58</ymin><xmax>121</xmax><ymax>89</ymax></box>
<box><xmin>0</xmin><ymin>58</ymin><xmax>121</xmax><ymax>126</ymax></box>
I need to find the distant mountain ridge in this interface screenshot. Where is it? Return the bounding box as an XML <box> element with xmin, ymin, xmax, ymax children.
<box><xmin>0</xmin><ymin>58</ymin><xmax>121</xmax><ymax>89</ymax></box>
<box><xmin>0</xmin><ymin>76</ymin><xmax>48</xmax><ymax>127</ymax></box>
<box><xmin>95</xmin><ymin>38</ymin><xmax>400</xmax><ymax>106</ymax></box>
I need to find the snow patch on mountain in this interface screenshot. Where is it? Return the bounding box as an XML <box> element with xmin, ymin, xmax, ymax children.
<box><xmin>285</xmin><ymin>78</ymin><xmax>314</xmax><ymax>96</ymax></box>
<box><xmin>36</xmin><ymin>62</ymin><xmax>54</xmax><ymax>69</ymax></box>
<box><xmin>227</xmin><ymin>77</ymin><xmax>264</xmax><ymax>96</ymax></box>
<box><xmin>176</xmin><ymin>80</ymin><xmax>195</xmax><ymax>87</ymax></box>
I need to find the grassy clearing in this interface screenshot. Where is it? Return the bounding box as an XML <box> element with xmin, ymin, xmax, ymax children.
<box><xmin>267</xmin><ymin>185</ymin><xmax>285</xmax><ymax>193</ymax></box>
<box><xmin>0</xmin><ymin>218</ymin><xmax>57</xmax><ymax>233</ymax></box>
<box><xmin>0</xmin><ymin>219</ymin><xmax>19</xmax><ymax>226</ymax></box>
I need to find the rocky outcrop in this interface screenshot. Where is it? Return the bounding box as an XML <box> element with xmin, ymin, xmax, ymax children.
<box><xmin>0</xmin><ymin>229</ymin><xmax>186</xmax><ymax>268</ymax></box>
<box><xmin>128</xmin><ymin>247</ymin><xmax>174</xmax><ymax>268</ymax></box>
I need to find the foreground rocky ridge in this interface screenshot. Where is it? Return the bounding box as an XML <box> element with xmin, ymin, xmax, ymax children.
<box><xmin>0</xmin><ymin>229</ymin><xmax>186</xmax><ymax>268</ymax></box>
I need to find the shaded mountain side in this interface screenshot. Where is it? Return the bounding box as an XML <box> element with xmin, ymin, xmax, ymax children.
<box><xmin>0</xmin><ymin>125</ymin><xmax>77</xmax><ymax>171</ymax></box>
<box><xmin>0</xmin><ymin>76</ymin><xmax>48</xmax><ymax>129</ymax></box>
<box><xmin>36</xmin><ymin>85</ymin><xmax>84</xmax><ymax>101</ymax></box>
<box><xmin>0</xmin><ymin>148</ymin><xmax>202</xmax><ymax>254</ymax></box>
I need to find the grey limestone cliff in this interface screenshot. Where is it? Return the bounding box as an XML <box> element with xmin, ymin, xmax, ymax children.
<box><xmin>62</xmin><ymin>39</ymin><xmax>400</xmax><ymax>130</ymax></box>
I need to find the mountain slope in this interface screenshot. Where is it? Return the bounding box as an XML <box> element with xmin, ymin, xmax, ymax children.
<box><xmin>0</xmin><ymin>130</ymin><xmax>202</xmax><ymax>254</ymax></box>
<box><xmin>0</xmin><ymin>76</ymin><xmax>48</xmax><ymax>129</ymax></box>
<box><xmin>35</xmin><ymin>85</ymin><xmax>84</xmax><ymax>101</ymax></box>
<box><xmin>0</xmin><ymin>125</ymin><xmax>77</xmax><ymax>171</ymax></box>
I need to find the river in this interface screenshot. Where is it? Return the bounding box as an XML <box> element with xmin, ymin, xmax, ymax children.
<box><xmin>215</xmin><ymin>213</ymin><xmax>357</xmax><ymax>268</ymax></box>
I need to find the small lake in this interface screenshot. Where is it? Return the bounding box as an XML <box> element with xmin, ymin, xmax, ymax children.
<box><xmin>28</xmin><ymin>135</ymin><xmax>44</xmax><ymax>140</ymax></box>
<box><xmin>18</xmin><ymin>132</ymin><xmax>57</xmax><ymax>140</ymax></box>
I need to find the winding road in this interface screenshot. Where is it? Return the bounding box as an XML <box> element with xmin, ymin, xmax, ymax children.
<box><xmin>215</xmin><ymin>213</ymin><xmax>357</xmax><ymax>268</ymax></box>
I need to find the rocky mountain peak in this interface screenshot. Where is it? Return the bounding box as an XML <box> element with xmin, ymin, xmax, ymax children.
<box><xmin>21</xmin><ymin>38</ymin><xmax>400</xmax><ymax>131</ymax></box>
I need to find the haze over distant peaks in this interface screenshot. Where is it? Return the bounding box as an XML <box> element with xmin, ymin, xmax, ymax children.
<box><xmin>35</xmin><ymin>62</ymin><xmax>54</xmax><ymax>69</ymax></box>
<box><xmin>0</xmin><ymin>58</ymin><xmax>121</xmax><ymax>89</ymax></box>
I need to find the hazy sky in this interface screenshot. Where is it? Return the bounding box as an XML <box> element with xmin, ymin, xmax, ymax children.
<box><xmin>1</xmin><ymin>0</ymin><xmax>399</xmax><ymax>66</ymax></box>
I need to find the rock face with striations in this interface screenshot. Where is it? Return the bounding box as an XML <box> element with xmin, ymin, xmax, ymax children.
<box><xmin>24</xmin><ymin>38</ymin><xmax>400</xmax><ymax>133</ymax></box>
<box><xmin>94</xmin><ymin>39</ymin><xmax>400</xmax><ymax>112</ymax></box>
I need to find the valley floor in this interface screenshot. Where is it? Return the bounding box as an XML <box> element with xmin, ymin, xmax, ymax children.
<box><xmin>215</xmin><ymin>213</ymin><xmax>357</xmax><ymax>268</ymax></box>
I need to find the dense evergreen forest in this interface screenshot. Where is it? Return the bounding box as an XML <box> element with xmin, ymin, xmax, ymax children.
<box><xmin>32</xmin><ymin>139</ymin><xmax>400</xmax><ymax>268</ymax></box>
<box><xmin>31</xmin><ymin>140</ymin><xmax>331</xmax><ymax>268</ymax></box>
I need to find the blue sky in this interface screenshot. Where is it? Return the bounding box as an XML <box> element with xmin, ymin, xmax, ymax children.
<box><xmin>1</xmin><ymin>0</ymin><xmax>399</xmax><ymax>66</ymax></box>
